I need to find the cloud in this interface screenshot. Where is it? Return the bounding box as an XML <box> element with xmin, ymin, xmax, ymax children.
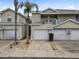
<box><xmin>0</xmin><ymin>5</ymin><xmax>14</xmax><ymax>11</ymax></box>
<box><xmin>0</xmin><ymin>6</ymin><xmax>7</xmax><ymax>11</ymax></box>
<box><xmin>52</xmin><ymin>5</ymin><xmax>78</xmax><ymax>10</ymax></box>
<box><xmin>62</xmin><ymin>5</ymin><xmax>79</xmax><ymax>10</ymax></box>
<box><xmin>39</xmin><ymin>3</ymin><xmax>51</xmax><ymax>10</ymax></box>
<box><xmin>67</xmin><ymin>5</ymin><xmax>76</xmax><ymax>9</ymax></box>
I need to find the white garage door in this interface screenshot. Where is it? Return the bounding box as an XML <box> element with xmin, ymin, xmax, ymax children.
<box><xmin>0</xmin><ymin>31</ymin><xmax>3</xmax><ymax>39</ymax></box>
<box><xmin>71</xmin><ymin>30</ymin><xmax>79</xmax><ymax>40</ymax></box>
<box><xmin>33</xmin><ymin>30</ymin><xmax>48</xmax><ymax>40</ymax></box>
<box><xmin>4</xmin><ymin>30</ymin><xmax>15</xmax><ymax>39</ymax></box>
<box><xmin>53</xmin><ymin>30</ymin><xmax>66</xmax><ymax>40</ymax></box>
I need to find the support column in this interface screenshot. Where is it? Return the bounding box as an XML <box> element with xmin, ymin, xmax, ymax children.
<box><xmin>31</xmin><ymin>26</ymin><xmax>33</xmax><ymax>40</ymax></box>
<box><xmin>3</xmin><ymin>29</ymin><xmax>4</xmax><ymax>40</ymax></box>
<box><xmin>48</xmin><ymin>15</ymin><xmax>50</xmax><ymax>24</ymax></box>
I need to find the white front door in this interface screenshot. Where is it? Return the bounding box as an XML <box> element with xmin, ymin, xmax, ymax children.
<box><xmin>53</xmin><ymin>30</ymin><xmax>66</xmax><ymax>40</ymax></box>
<box><xmin>33</xmin><ymin>30</ymin><xmax>48</xmax><ymax>40</ymax></box>
<box><xmin>71</xmin><ymin>30</ymin><xmax>79</xmax><ymax>40</ymax></box>
<box><xmin>4</xmin><ymin>30</ymin><xmax>15</xmax><ymax>39</ymax></box>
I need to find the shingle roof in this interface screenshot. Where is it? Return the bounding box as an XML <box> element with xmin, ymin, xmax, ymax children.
<box><xmin>32</xmin><ymin>8</ymin><xmax>79</xmax><ymax>14</ymax></box>
<box><xmin>0</xmin><ymin>8</ymin><xmax>26</xmax><ymax>19</ymax></box>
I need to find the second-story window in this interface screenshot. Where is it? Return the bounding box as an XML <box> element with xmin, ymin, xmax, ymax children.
<box><xmin>76</xmin><ymin>15</ymin><xmax>79</xmax><ymax>22</ymax></box>
<box><xmin>41</xmin><ymin>15</ymin><xmax>58</xmax><ymax>24</ymax></box>
<box><xmin>41</xmin><ymin>15</ymin><xmax>48</xmax><ymax>24</ymax></box>
<box><xmin>7</xmin><ymin>18</ymin><xmax>12</xmax><ymax>22</ymax></box>
<box><xmin>42</xmin><ymin>20</ymin><xmax>45</xmax><ymax>24</ymax></box>
<box><xmin>53</xmin><ymin>18</ymin><xmax>57</xmax><ymax>25</ymax></box>
<box><xmin>45</xmin><ymin>19</ymin><xmax>48</xmax><ymax>23</ymax></box>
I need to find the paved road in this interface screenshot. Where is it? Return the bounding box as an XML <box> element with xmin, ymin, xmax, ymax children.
<box><xmin>55</xmin><ymin>41</ymin><xmax>79</xmax><ymax>53</ymax></box>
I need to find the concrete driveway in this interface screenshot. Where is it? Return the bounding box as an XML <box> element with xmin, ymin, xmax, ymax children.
<box><xmin>55</xmin><ymin>40</ymin><xmax>79</xmax><ymax>54</ymax></box>
<box><xmin>0</xmin><ymin>40</ymin><xmax>79</xmax><ymax>58</ymax></box>
<box><xmin>0</xmin><ymin>40</ymin><xmax>13</xmax><ymax>49</ymax></box>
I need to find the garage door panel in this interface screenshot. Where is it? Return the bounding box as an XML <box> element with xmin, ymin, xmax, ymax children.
<box><xmin>4</xmin><ymin>30</ymin><xmax>15</xmax><ymax>39</ymax></box>
<box><xmin>0</xmin><ymin>31</ymin><xmax>3</xmax><ymax>39</ymax></box>
<box><xmin>71</xmin><ymin>30</ymin><xmax>79</xmax><ymax>40</ymax></box>
<box><xmin>33</xmin><ymin>29</ymin><xmax>79</xmax><ymax>40</ymax></box>
<box><xmin>33</xmin><ymin>30</ymin><xmax>48</xmax><ymax>40</ymax></box>
<box><xmin>54</xmin><ymin>30</ymin><xmax>65</xmax><ymax>40</ymax></box>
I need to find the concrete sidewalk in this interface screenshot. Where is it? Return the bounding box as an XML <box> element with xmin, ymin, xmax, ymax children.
<box><xmin>0</xmin><ymin>40</ymin><xmax>79</xmax><ymax>58</ymax></box>
<box><xmin>0</xmin><ymin>40</ymin><xmax>13</xmax><ymax>50</ymax></box>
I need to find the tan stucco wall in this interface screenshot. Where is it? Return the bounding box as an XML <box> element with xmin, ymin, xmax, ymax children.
<box><xmin>32</xmin><ymin>25</ymin><xmax>41</xmax><ymax>30</ymax></box>
<box><xmin>0</xmin><ymin>14</ymin><xmax>1</xmax><ymax>22</ymax></box>
<box><xmin>32</xmin><ymin>24</ymin><xmax>53</xmax><ymax>30</ymax></box>
<box><xmin>0</xmin><ymin>10</ymin><xmax>26</xmax><ymax>40</ymax></box>
<box><xmin>1</xmin><ymin>11</ymin><xmax>26</xmax><ymax>24</ymax></box>
<box><xmin>42</xmin><ymin>10</ymin><xmax>57</xmax><ymax>14</ymax></box>
<box><xmin>32</xmin><ymin>13</ymin><xmax>76</xmax><ymax>24</ymax></box>
<box><xmin>54</xmin><ymin>21</ymin><xmax>79</xmax><ymax>28</ymax></box>
<box><xmin>58</xmin><ymin>14</ymin><xmax>76</xmax><ymax>24</ymax></box>
<box><xmin>32</xmin><ymin>13</ymin><xmax>41</xmax><ymax>23</ymax></box>
<box><xmin>17</xmin><ymin>26</ymin><xmax>23</xmax><ymax>40</ymax></box>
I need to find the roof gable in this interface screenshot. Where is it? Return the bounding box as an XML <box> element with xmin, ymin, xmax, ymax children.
<box><xmin>54</xmin><ymin>19</ymin><xmax>79</xmax><ymax>28</ymax></box>
<box><xmin>32</xmin><ymin>8</ymin><xmax>79</xmax><ymax>14</ymax></box>
<box><xmin>41</xmin><ymin>8</ymin><xmax>57</xmax><ymax>14</ymax></box>
<box><xmin>1</xmin><ymin>8</ymin><xmax>26</xmax><ymax>19</ymax></box>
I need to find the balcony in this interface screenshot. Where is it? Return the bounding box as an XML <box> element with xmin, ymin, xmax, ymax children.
<box><xmin>32</xmin><ymin>18</ymin><xmax>57</xmax><ymax>25</ymax></box>
<box><xmin>41</xmin><ymin>18</ymin><xmax>57</xmax><ymax>25</ymax></box>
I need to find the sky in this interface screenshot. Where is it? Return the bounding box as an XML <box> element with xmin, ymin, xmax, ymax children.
<box><xmin>0</xmin><ymin>0</ymin><xmax>79</xmax><ymax>14</ymax></box>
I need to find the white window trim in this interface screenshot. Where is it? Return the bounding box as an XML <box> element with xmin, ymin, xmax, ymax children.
<box><xmin>53</xmin><ymin>18</ymin><xmax>57</xmax><ymax>25</ymax></box>
<box><xmin>0</xmin><ymin>17</ymin><xmax>1</xmax><ymax>22</ymax></box>
<box><xmin>7</xmin><ymin>18</ymin><xmax>12</xmax><ymax>22</ymax></box>
<box><xmin>56</xmin><ymin>19</ymin><xmax>58</xmax><ymax>24</ymax></box>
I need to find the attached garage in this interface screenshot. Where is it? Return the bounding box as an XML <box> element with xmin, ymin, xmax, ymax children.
<box><xmin>4</xmin><ymin>30</ymin><xmax>15</xmax><ymax>40</ymax></box>
<box><xmin>32</xmin><ymin>19</ymin><xmax>79</xmax><ymax>41</ymax></box>
<box><xmin>53</xmin><ymin>30</ymin><xmax>66</xmax><ymax>40</ymax></box>
<box><xmin>53</xmin><ymin>19</ymin><xmax>79</xmax><ymax>40</ymax></box>
<box><xmin>71</xmin><ymin>30</ymin><xmax>79</xmax><ymax>40</ymax></box>
<box><xmin>0</xmin><ymin>30</ymin><xmax>3</xmax><ymax>39</ymax></box>
<box><xmin>33</xmin><ymin>30</ymin><xmax>48</xmax><ymax>40</ymax></box>
<box><xmin>53</xmin><ymin>29</ymin><xmax>79</xmax><ymax>40</ymax></box>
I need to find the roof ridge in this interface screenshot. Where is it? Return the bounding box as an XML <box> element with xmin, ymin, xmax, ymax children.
<box><xmin>53</xmin><ymin>19</ymin><xmax>79</xmax><ymax>28</ymax></box>
<box><xmin>0</xmin><ymin>8</ymin><xmax>26</xmax><ymax>19</ymax></box>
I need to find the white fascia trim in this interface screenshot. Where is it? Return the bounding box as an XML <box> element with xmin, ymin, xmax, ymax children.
<box><xmin>53</xmin><ymin>19</ymin><xmax>79</xmax><ymax>28</ymax></box>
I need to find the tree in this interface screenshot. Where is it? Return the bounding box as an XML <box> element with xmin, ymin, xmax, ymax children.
<box><xmin>14</xmin><ymin>0</ymin><xmax>23</xmax><ymax>45</ymax></box>
<box><xmin>23</xmin><ymin>0</ymin><xmax>38</xmax><ymax>44</ymax></box>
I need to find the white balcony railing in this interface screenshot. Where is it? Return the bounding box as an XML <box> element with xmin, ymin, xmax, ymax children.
<box><xmin>41</xmin><ymin>18</ymin><xmax>57</xmax><ymax>24</ymax></box>
<box><xmin>32</xmin><ymin>19</ymin><xmax>57</xmax><ymax>25</ymax></box>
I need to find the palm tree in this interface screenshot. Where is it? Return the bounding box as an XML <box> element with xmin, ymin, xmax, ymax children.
<box><xmin>23</xmin><ymin>0</ymin><xmax>38</xmax><ymax>44</ymax></box>
<box><xmin>14</xmin><ymin>0</ymin><xmax>23</xmax><ymax>45</ymax></box>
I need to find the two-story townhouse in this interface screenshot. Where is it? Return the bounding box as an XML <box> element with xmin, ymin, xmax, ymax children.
<box><xmin>31</xmin><ymin>8</ymin><xmax>79</xmax><ymax>41</ymax></box>
<box><xmin>0</xmin><ymin>9</ymin><xmax>26</xmax><ymax>40</ymax></box>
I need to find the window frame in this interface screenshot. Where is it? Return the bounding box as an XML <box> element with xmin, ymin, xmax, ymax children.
<box><xmin>76</xmin><ymin>15</ymin><xmax>79</xmax><ymax>22</ymax></box>
<box><xmin>7</xmin><ymin>18</ymin><xmax>12</xmax><ymax>22</ymax></box>
<box><xmin>66</xmin><ymin>29</ymin><xmax>71</xmax><ymax>35</ymax></box>
<box><xmin>53</xmin><ymin>18</ymin><xmax>57</xmax><ymax>25</ymax></box>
